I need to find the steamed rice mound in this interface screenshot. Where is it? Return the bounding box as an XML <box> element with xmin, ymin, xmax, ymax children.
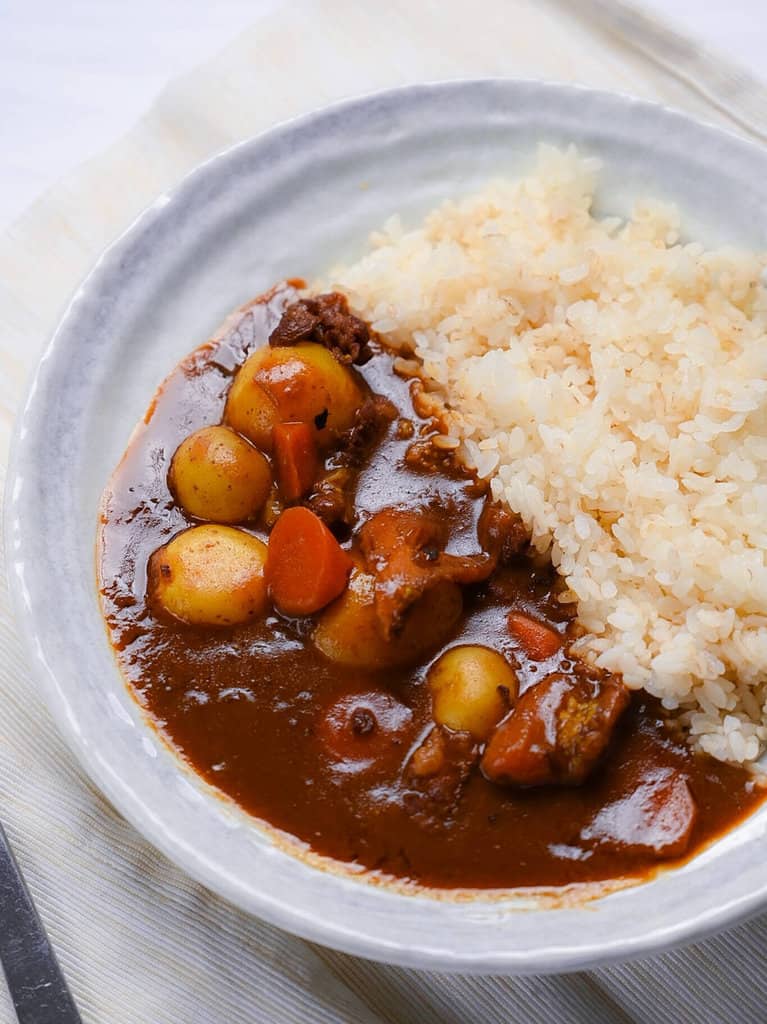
<box><xmin>328</xmin><ymin>146</ymin><xmax>767</xmax><ymax>767</ymax></box>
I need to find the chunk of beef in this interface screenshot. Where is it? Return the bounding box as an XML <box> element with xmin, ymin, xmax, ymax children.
<box><xmin>358</xmin><ymin>496</ymin><xmax>526</xmax><ymax>639</ymax></box>
<box><xmin>580</xmin><ymin>768</ymin><xmax>698</xmax><ymax>858</ymax></box>
<box><xmin>331</xmin><ymin>395</ymin><xmax>398</xmax><ymax>470</ymax></box>
<box><xmin>403</xmin><ymin>727</ymin><xmax>477</xmax><ymax>829</ymax></box>
<box><xmin>404</xmin><ymin>437</ymin><xmax>459</xmax><ymax>474</ymax></box>
<box><xmin>306</xmin><ymin>397</ymin><xmax>397</xmax><ymax>529</ymax></box>
<box><xmin>481</xmin><ymin>671</ymin><xmax>630</xmax><ymax>787</ymax></box>
<box><xmin>477</xmin><ymin>500</ymin><xmax>529</xmax><ymax>564</ymax></box>
<box><xmin>305</xmin><ymin>468</ymin><xmax>356</xmax><ymax>529</ymax></box>
<box><xmin>359</xmin><ymin>506</ymin><xmax>496</xmax><ymax>639</ymax></box>
<box><xmin>269</xmin><ymin>292</ymin><xmax>374</xmax><ymax>365</ymax></box>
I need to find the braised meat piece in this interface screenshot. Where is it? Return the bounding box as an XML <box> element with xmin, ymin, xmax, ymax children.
<box><xmin>306</xmin><ymin>468</ymin><xmax>356</xmax><ymax>528</ymax></box>
<box><xmin>269</xmin><ymin>292</ymin><xmax>374</xmax><ymax>365</ymax></box>
<box><xmin>481</xmin><ymin>671</ymin><xmax>630</xmax><ymax>787</ymax></box>
<box><xmin>331</xmin><ymin>395</ymin><xmax>398</xmax><ymax>469</ymax></box>
<box><xmin>477</xmin><ymin>500</ymin><xmax>529</xmax><ymax>565</ymax></box>
<box><xmin>404</xmin><ymin>437</ymin><xmax>459</xmax><ymax>474</ymax></box>
<box><xmin>358</xmin><ymin>496</ymin><xmax>526</xmax><ymax>639</ymax></box>
<box><xmin>403</xmin><ymin>727</ymin><xmax>477</xmax><ymax>829</ymax></box>
<box><xmin>358</xmin><ymin>505</ymin><xmax>497</xmax><ymax>639</ymax></box>
<box><xmin>306</xmin><ymin>396</ymin><xmax>397</xmax><ymax>528</ymax></box>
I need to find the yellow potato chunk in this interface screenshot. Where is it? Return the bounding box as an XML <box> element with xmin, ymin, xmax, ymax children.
<box><xmin>313</xmin><ymin>568</ymin><xmax>462</xmax><ymax>669</ymax></box>
<box><xmin>148</xmin><ymin>524</ymin><xmax>269</xmax><ymax>626</ymax></box>
<box><xmin>225</xmin><ymin>343</ymin><xmax>363</xmax><ymax>451</ymax></box>
<box><xmin>428</xmin><ymin>645</ymin><xmax>518</xmax><ymax>740</ymax></box>
<box><xmin>169</xmin><ymin>425</ymin><xmax>272</xmax><ymax>523</ymax></box>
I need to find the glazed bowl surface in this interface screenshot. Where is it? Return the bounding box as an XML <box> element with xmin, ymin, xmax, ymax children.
<box><xmin>8</xmin><ymin>79</ymin><xmax>767</xmax><ymax>973</ymax></box>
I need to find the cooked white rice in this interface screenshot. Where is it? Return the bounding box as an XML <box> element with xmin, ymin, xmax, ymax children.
<box><xmin>326</xmin><ymin>145</ymin><xmax>767</xmax><ymax>767</ymax></box>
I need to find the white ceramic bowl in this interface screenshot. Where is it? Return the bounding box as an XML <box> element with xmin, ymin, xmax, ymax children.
<box><xmin>7</xmin><ymin>80</ymin><xmax>767</xmax><ymax>974</ymax></box>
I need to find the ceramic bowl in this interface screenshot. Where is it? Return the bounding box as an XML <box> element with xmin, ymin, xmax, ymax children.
<box><xmin>7</xmin><ymin>80</ymin><xmax>767</xmax><ymax>974</ymax></box>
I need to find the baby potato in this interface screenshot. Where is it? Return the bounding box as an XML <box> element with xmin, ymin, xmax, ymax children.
<box><xmin>169</xmin><ymin>425</ymin><xmax>272</xmax><ymax>523</ymax></box>
<box><xmin>427</xmin><ymin>645</ymin><xmax>518</xmax><ymax>741</ymax></box>
<box><xmin>225</xmin><ymin>343</ymin><xmax>363</xmax><ymax>451</ymax></box>
<box><xmin>148</xmin><ymin>524</ymin><xmax>269</xmax><ymax>626</ymax></box>
<box><xmin>313</xmin><ymin>568</ymin><xmax>462</xmax><ymax>670</ymax></box>
<box><xmin>223</xmin><ymin>370</ymin><xmax>279</xmax><ymax>454</ymax></box>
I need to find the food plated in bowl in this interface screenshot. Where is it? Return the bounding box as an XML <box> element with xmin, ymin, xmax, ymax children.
<box><xmin>9</xmin><ymin>81</ymin><xmax>767</xmax><ymax>972</ymax></box>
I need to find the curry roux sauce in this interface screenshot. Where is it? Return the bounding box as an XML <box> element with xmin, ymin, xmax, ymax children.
<box><xmin>99</xmin><ymin>283</ymin><xmax>765</xmax><ymax>889</ymax></box>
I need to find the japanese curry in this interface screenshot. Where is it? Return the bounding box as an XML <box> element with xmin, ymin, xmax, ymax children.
<box><xmin>99</xmin><ymin>283</ymin><xmax>764</xmax><ymax>889</ymax></box>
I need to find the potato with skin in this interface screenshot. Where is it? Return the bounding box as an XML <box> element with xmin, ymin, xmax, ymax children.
<box><xmin>148</xmin><ymin>524</ymin><xmax>269</xmax><ymax>626</ymax></box>
<box><xmin>225</xmin><ymin>343</ymin><xmax>363</xmax><ymax>451</ymax></box>
<box><xmin>169</xmin><ymin>425</ymin><xmax>272</xmax><ymax>523</ymax></box>
<box><xmin>313</xmin><ymin>567</ymin><xmax>462</xmax><ymax>670</ymax></box>
<box><xmin>428</xmin><ymin>645</ymin><xmax>518</xmax><ymax>741</ymax></box>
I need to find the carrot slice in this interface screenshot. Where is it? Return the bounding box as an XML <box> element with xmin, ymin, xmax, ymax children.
<box><xmin>266</xmin><ymin>506</ymin><xmax>352</xmax><ymax>616</ymax></box>
<box><xmin>507</xmin><ymin>611</ymin><xmax>562</xmax><ymax>661</ymax></box>
<box><xmin>273</xmin><ymin>421</ymin><xmax>320</xmax><ymax>502</ymax></box>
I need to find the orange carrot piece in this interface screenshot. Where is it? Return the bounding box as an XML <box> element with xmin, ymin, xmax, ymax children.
<box><xmin>266</xmin><ymin>506</ymin><xmax>352</xmax><ymax>616</ymax></box>
<box><xmin>273</xmin><ymin>421</ymin><xmax>320</xmax><ymax>503</ymax></box>
<box><xmin>507</xmin><ymin>611</ymin><xmax>562</xmax><ymax>661</ymax></box>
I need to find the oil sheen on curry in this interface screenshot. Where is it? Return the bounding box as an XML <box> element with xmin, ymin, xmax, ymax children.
<box><xmin>99</xmin><ymin>283</ymin><xmax>763</xmax><ymax>889</ymax></box>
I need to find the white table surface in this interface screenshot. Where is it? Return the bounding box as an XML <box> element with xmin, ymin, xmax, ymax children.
<box><xmin>1</xmin><ymin>0</ymin><xmax>765</xmax><ymax>232</ymax></box>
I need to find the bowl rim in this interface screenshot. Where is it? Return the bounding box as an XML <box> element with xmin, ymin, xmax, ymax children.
<box><xmin>6</xmin><ymin>77</ymin><xmax>767</xmax><ymax>974</ymax></box>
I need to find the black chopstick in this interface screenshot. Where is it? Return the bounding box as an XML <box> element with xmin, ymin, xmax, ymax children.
<box><xmin>0</xmin><ymin>822</ymin><xmax>82</xmax><ymax>1023</ymax></box>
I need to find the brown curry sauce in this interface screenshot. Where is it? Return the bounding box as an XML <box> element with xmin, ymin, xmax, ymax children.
<box><xmin>99</xmin><ymin>283</ymin><xmax>764</xmax><ymax>889</ymax></box>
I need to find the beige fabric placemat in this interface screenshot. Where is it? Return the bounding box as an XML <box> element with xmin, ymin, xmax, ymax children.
<box><xmin>2</xmin><ymin>2</ymin><xmax>767</xmax><ymax>1020</ymax></box>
